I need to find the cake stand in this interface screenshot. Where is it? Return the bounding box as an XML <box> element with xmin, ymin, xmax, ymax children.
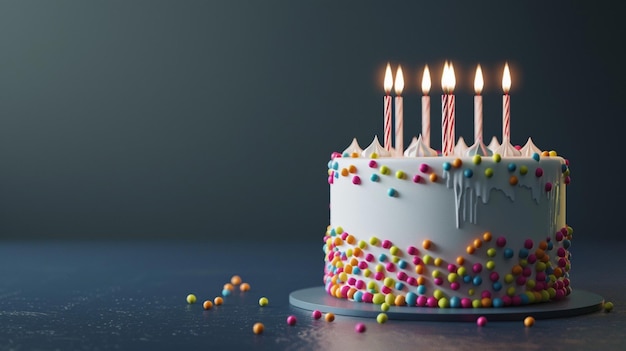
<box><xmin>289</xmin><ymin>286</ymin><xmax>604</xmax><ymax>322</ymax></box>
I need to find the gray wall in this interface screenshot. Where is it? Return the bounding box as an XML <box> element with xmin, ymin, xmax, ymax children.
<box><xmin>0</xmin><ymin>1</ymin><xmax>622</xmax><ymax>242</ymax></box>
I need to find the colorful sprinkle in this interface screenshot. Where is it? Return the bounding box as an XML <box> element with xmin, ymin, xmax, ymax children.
<box><xmin>376</xmin><ymin>313</ymin><xmax>388</xmax><ymax>324</ymax></box>
<box><xmin>186</xmin><ymin>294</ymin><xmax>197</xmax><ymax>304</ymax></box>
<box><xmin>325</xmin><ymin>313</ymin><xmax>335</xmax><ymax>322</ymax></box>
<box><xmin>355</xmin><ymin>323</ymin><xmax>367</xmax><ymax>333</ymax></box>
<box><xmin>524</xmin><ymin>316</ymin><xmax>535</xmax><ymax>327</ymax></box>
<box><xmin>253</xmin><ymin>322</ymin><xmax>264</xmax><ymax>334</ymax></box>
<box><xmin>476</xmin><ymin>316</ymin><xmax>488</xmax><ymax>326</ymax></box>
<box><xmin>287</xmin><ymin>315</ymin><xmax>297</xmax><ymax>326</ymax></box>
<box><xmin>203</xmin><ymin>300</ymin><xmax>213</xmax><ymax>310</ymax></box>
<box><xmin>258</xmin><ymin>297</ymin><xmax>269</xmax><ymax>306</ymax></box>
<box><xmin>312</xmin><ymin>310</ymin><xmax>322</xmax><ymax>319</ymax></box>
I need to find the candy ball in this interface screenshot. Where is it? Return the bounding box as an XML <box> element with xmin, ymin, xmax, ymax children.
<box><xmin>203</xmin><ymin>300</ymin><xmax>213</xmax><ymax>310</ymax></box>
<box><xmin>214</xmin><ymin>296</ymin><xmax>224</xmax><ymax>305</ymax></box>
<box><xmin>524</xmin><ymin>316</ymin><xmax>535</xmax><ymax>327</ymax></box>
<box><xmin>476</xmin><ymin>316</ymin><xmax>488</xmax><ymax>326</ymax></box>
<box><xmin>186</xmin><ymin>294</ymin><xmax>197</xmax><ymax>304</ymax></box>
<box><xmin>253</xmin><ymin>322</ymin><xmax>264</xmax><ymax>334</ymax></box>
<box><xmin>604</xmin><ymin>301</ymin><xmax>614</xmax><ymax>312</ymax></box>
<box><xmin>312</xmin><ymin>310</ymin><xmax>322</xmax><ymax>319</ymax></box>
<box><xmin>325</xmin><ymin>313</ymin><xmax>335</xmax><ymax>322</ymax></box>
<box><xmin>231</xmin><ymin>275</ymin><xmax>242</xmax><ymax>285</ymax></box>
<box><xmin>355</xmin><ymin>323</ymin><xmax>367</xmax><ymax>333</ymax></box>
<box><xmin>240</xmin><ymin>282</ymin><xmax>251</xmax><ymax>292</ymax></box>
<box><xmin>287</xmin><ymin>315</ymin><xmax>297</xmax><ymax>326</ymax></box>
<box><xmin>376</xmin><ymin>313</ymin><xmax>388</xmax><ymax>324</ymax></box>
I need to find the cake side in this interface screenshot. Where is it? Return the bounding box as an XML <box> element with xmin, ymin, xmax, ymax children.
<box><xmin>324</xmin><ymin>153</ymin><xmax>573</xmax><ymax>308</ymax></box>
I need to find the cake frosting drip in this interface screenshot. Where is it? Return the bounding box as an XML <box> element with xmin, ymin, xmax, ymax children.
<box><xmin>361</xmin><ymin>136</ymin><xmax>392</xmax><ymax>158</ymax></box>
<box><xmin>404</xmin><ymin>135</ymin><xmax>438</xmax><ymax>157</ymax></box>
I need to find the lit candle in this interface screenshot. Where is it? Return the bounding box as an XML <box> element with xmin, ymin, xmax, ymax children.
<box><xmin>394</xmin><ymin>65</ymin><xmax>404</xmax><ymax>156</ymax></box>
<box><xmin>441</xmin><ymin>61</ymin><xmax>456</xmax><ymax>156</ymax></box>
<box><xmin>502</xmin><ymin>62</ymin><xmax>511</xmax><ymax>143</ymax></box>
<box><xmin>474</xmin><ymin>64</ymin><xmax>484</xmax><ymax>143</ymax></box>
<box><xmin>421</xmin><ymin>65</ymin><xmax>431</xmax><ymax>148</ymax></box>
<box><xmin>383</xmin><ymin>63</ymin><xmax>393</xmax><ymax>151</ymax></box>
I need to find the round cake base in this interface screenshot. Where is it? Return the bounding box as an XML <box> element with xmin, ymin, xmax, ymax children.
<box><xmin>289</xmin><ymin>286</ymin><xmax>604</xmax><ymax>322</ymax></box>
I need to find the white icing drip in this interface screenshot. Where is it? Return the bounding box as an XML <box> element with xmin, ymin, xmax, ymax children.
<box><xmin>404</xmin><ymin>134</ymin><xmax>437</xmax><ymax>157</ymax></box>
<box><xmin>361</xmin><ymin>135</ymin><xmax>391</xmax><ymax>158</ymax></box>
<box><xmin>494</xmin><ymin>140</ymin><xmax>521</xmax><ymax>156</ymax></box>
<box><xmin>520</xmin><ymin>137</ymin><xmax>542</xmax><ymax>157</ymax></box>
<box><xmin>342</xmin><ymin>138</ymin><xmax>363</xmax><ymax>156</ymax></box>
<box><xmin>487</xmin><ymin>136</ymin><xmax>500</xmax><ymax>152</ymax></box>
<box><xmin>454</xmin><ymin>137</ymin><xmax>469</xmax><ymax>156</ymax></box>
<box><xmin>444</xmin><ymin>158</ymin><xmax>564</xmax><ymax>229</ymax></box>
<box><xmin>466</xmin><ymin>140</ymin><xmax>493</xmax><ymax>156</ymax></box>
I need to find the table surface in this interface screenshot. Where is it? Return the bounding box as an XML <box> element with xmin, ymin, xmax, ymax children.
<box><xmin>0</xmin><ymin>239</ymin><xmax>623</xmax><ymax>351</ymax></box>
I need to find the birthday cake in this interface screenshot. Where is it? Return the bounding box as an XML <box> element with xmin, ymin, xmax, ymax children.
<box><xmin>323</xmin><ymin>64</ymin><xmax>573</xmax><ymax>308</ymax></box>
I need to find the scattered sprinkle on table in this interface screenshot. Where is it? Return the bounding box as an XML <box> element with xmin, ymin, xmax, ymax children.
<box><xmin>258</xmin><ymin>297</ymin><xmax>269</xmax><ymax>307</ymax></box>
<box><xmin>186</xmin><ymin>294</ymin><xmax>196</xmax><ymax>304</ymax></box>
<box><xmin>253</xmin><ymin>322</ymin><xmax>264</xmax><ymax>334</ymax></box>
<box><xmin>523</xmin><ymin>316</ymin><xmax>535</xmax><ymax>327</ymax></box>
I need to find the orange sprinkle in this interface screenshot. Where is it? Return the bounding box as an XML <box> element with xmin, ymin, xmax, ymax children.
<box><xmin>353</xmin><ymin>247</ymin><xmax>362</xmax><ymax>257</ymax></box>
<box><xmin>349</xmin><ymin>258</ymin><xmax>358</xmax><ymax>266</ymax></box>
<box><xmin>395</xmin><ymin>295</ymin><xmax>406</xmax><ymax>306</ymax></box>
<box><xmin>334</xmin><ymin>237</ymin><xmax>343</xmax><ymax>246</ymax></box>
<box><xmin>553</xmin><ymin>267</ymin><xmax>563</xmax><ymax>277</ymax></box>
<box><xmin>203</xmin><ymin>300</ymin><xmax>213</xmax><ymax>310</ymax></box>
<box><xmin>346</xmin><ymin>235</ymin><xmax>356</xmax><ymax>245</ymax></box>
<box><xmin>535</xmin><ymin>249</ymin><xmax>545</xmax><ymax>259</ymax></box>
<box><xmin>347</xmin><ymin>288</ymin><xmax>357</xmax><ymax>300</ymax></box>
<box><xmin>422</xmin><ymin>239</ymin><xmax>432</xmax><ymax>250</ymax></box>
<box><xmin>481</xmin><ymin>297</ymin><xmax>492</xmax><ymax>307</ymax></box>
<box><xmin>350</xmin><ymin>152</ymin><xmax>359</xmax><ymax>158</ymax></box>
<box><xmin>509</xmin><ymin>175</ymin><xmax>519</xmax><ymax>186</ymax></box>
<box><xmin>466</xmin><ymin>245</ymin><xmax>475</xmax><ymax>254</ymax></box>
<box><xmin>482</xmin><ymin>232</ymin><xmax>492</xmax><ymax>242</ymax></box>
<box><xmin>341</xmin><ymin>168</ymin><xmax>349</xmax><ymax>176</ymax></box>
<box><xmin>473</xmin><ymin>239</ymin><xmax>482</xmax><ymax>248</ymax></box>
<box><xmin>223</xmin><ymin>283</ymin><xmax>234</xmax><ymax>291</ymax></box>
<box><xmin>415</xmin><ymin>264</ymin><xmax>424</xmax><ymax>275</ymax></box>
<box><xmin>325</xmin><ymin>313</ymin><xmax>335</xmax><ymax>322</ymax></box>
<box><xmin>348</xmin><ymin>165</ymin><xmax>357</xmax><ymax>173</ymax></box>
<box><xmin>214</xmin><ymin>296</ymin><xmax>224</xmax><ymax>305</ymax></box>
<box><xmin>344</xmin><ymin>265</ymin><xmax>353</xmax><ymax>274</ymax></box>
<box><xmin>329</xmin><ymin>284</ymin><xmax>339</xmax><ymax>296</ymax></box>
<box><xmin>452</xmin><ymin>158</ymin><xmax>463</xmax><ymax>168</ymax></box>
<box><xmin>240</xmin><ymin>283</ymin><xmax>251</xmax><ymax>292</ymax></box>
<box><xmin>538</xmin><ymin>241</ymin><xmax>548</xmax><ymax>250</ymax></box>
<box><xmin>541</xmin><ymin>151</ymin><xmax>550</xmax><ymax>156</ymax></box>
<box><xmin>417</xmin><ymin>276</ymin><xmax>426</xmax><ymax>285</ymax></box>
<box><xmin>456</xmin><ymin>256</ymin><xmax>465</xmax><ymax>265</ymax></box>
<box><xmin>253</xmin><ymin>322</ymin><xmax>264</xmax><ymax>334</ymax></box>
<box><xmin>511</xmin><ymin>265</ymin><xmax>523</xmax><ymax>276</ymax></box>
<box><xmin>429</xmin><ymin>173</ymin><xmax>438</xmax><ymax>182</ymax></box>
<box><xmin>230</xmin><ymin>275</ymin><xmax>242</xmax><ymax>286</ymax></box>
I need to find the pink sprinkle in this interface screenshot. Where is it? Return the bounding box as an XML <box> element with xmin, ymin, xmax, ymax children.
<box><xmin>501</xmin><ymin>296</ymin><xmax>512</xmax><ymax>306</ymax></box>
<box><xmin>560</xmin><ymin>227</ymin><xmax>568</xmax><ymax>235</ymax></box>
<box><xmin>496</xmin><ymin>236</ymin><xmax>506</xmax><ymax>247</ymax></box>
<box><xmin>514</xmin><ymin>145</ymin><xmax>522</xmax><ymax>150</ymax></box>
<box><xmin>352</xmin><ymin>176</ymin><xmax>361</xmax><ymax>185</ymax></box>
<box><xmin>416</xmin><ymin>296</ymin><xmax>428</xmax><ymax>307</ymax></box>
<box><xmin>397</xmin><ymin>271</ymin><xmax>408</xmax><ymax>281</ymax></box>
<box><xmin>434</xmin><ymin>277</ymin><xmax>443</xmax><ymax>285</ymax></box>
<box><xmin>355</xmin><ymin>280</ymin><xmax>365</xmax><ymax>289</ymax></box>
<box><xmin>461</xmin><ymin>298</ymin><xmax>472</xmax><ymax>308</ymax></box>
<box><xmin>358</xmin><ymin>261</ymin><xmax>368</xmax><ymax>269</ymax></box>
<box><xmin>412</xmin><ymin>174</ymin><xmax>422</xmax><ymax>183</ymax></box>
<box><xmin>426</xmin><ymin>297</ymin><xmax>438</xmax><ymax>307</ymax></box>
<box><xmin>382</xmin><ymin>240</ymin><xmax>392</xmax><ymax>249</ymax></box>
<box><xmin>341</xmin><ymin>285</ymin><xmax>350</xmax><ymax>297</ymax></box>
<box><xmin>412</xmin><ymin>256</ymin><xmax>422</xmax><ymax>265</ymax></box>
<box><xmin>365</xmin><ymin>254</ymin><xmax>374</xmax><ymax>262</ymax></box>
<box><xmin>522</xmin><ymin>267</ymin><xmax>532</xmax><ymax>277</ymax></box>
<box><xmin>287</xmin><ymin>315</ymin><xmax>297</xmax><ymax>326</ymax></box>
<box><xmin>374</xmin><ymin>272</ymin><xmax>384</xmax><ymax>281</ymax></box>
<box><xmin>557</xmin><ymin>247</ymin><xmax>566</xmax><ymax>257</ymax></box>
<box><xmin>527</xmin><ymin>254</ymin><xmax>537</xmax><ymax>264</ymax></box>
<box><xmin>331</xmin><ymin>152</ymin><xmax>342</xmax><ymax>159</ymax></box>
<box><xmin>524</xmin><ymin>239</ymin><xmax>533</xmax><ymax>249</ymax></box>
<box><xmin>407</xmin><ymin>246</ymin><xmax>418</xmax><ymax>255</ymax></box>
<box><xmin>362</xmin><ymin>292</ymin><xmax>373</xmax><ymax>303</ymax></box>
<box><xmin>385</xmin><ymin>262</ymin><xmax>395</xmax><ymax>272</ymax></box>
<box><xmin>328</xmin><ymin>176</ymin><xmax>334</xmax><ymax>185</ymax></box>
<box><xmin>558</xmin><ymin>258</ymin><xmax>567</xmax><ymax>267</ymax></box>
<box><xmin>512</xmin><ymin>296</ymin><xmax>522</xmax><ymax>306</ymax></box>
<box><xmin>312</xmin><ymin>310</ymin><xmax>322</xmax><ymax>319</ymax></box>
<box><xmin>535</xmin><ymin>167</ymin><xmax>544</xmax><ymax>177</ymax></box>
<box><xmin>516</xmin><ymin>276</ymin><xmax>527</xmax><ymax>286</ymax></box>
<box><xmin>368</xmin><ymin>160</ymin><xmax>378</xmax><ymax>168</ymax></box>
<box><xmin>447</xmin><ymin>264</ymin><xmax>457</xmax><ymax>273</ymax></box>
<box><xmin>536</xmin><ymin>272</ymin><xmax>547</xmax><ymax>282</ymax></box>
<box><xmin>476</xmin><ymin>316</ymin><xmax>488</xmax><ymax>326</ymax></box>
<box><xmin>354</xmin><ymin>323</ymin><xmax>366</xmax><ymax>333</ymax></box>
<box><xmin>381</xmin><ymin>286</ymin><xmax>392</xmax><ymax>294</ymax></box>
<box><xmin>544</xmin><ymin>182</ymin><xmax>552</xmax><ymax>192</ymax></box>
<box><xmin>450</xmin><ymin>282</ymin><xmax>460</xmax><ymax>290</ymax></box>
<box><xmin>472</xmin><ymin>263</ymin><xmax>483</xmax><ymax>273</ymax></box>
<box><xmin>419</xmin><ymin>163</ymin><xmax>430</xmax><ymax>173</ymax></box>
<box><xmin>555</xmin><ymin>231</ymin><xmax>564</xmax><ymax>241</ymax></box>
<box><xmin>347</xmin><ymin>277</ymin><xmax>356</xmax><ymax>286</ymax></box>
<box><xmin>406</xmin><ymin>277</ymin><xmax>417</xmax><ymax>286</ymax></box>
<box><xmin>489</xmin><ymin>272</ymin><xmax>499</xmax><ymax>282</ymax></box>
<box><xmin>341</xmin><ymin>233</ymin><xmax>348</xmax><ymax>240</ymax></box>
<box><xmin>564</xmin><ymin>176</ymin><xmax>571</xmax><ymax>184</ymax></box>
<box><xmin>481</xmin><ymin>290</ymin><xmax>492</xmax><ymax>299</ymax></box>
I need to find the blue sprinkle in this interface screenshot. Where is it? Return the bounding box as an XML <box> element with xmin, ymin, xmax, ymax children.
<box><xmin>463</xmin><ymin>275</ymin><xmax>472</xmax><ymax>283</ymax></box>
<box><xmin>563</xmin><ymin>239</ymin><xmax>571</xmax><ymax>249</ymax></box>
<box><xmin>370</xmin><ymin>174</ymin><xmax>379</xmax><ymax>182</ymax></box>
<box><xmin>463</xmin><ymin>169</ymin><xmax>473</xmax><ymax>178</ymax></box>
<box><xmin>398</xmin><ymin>260</ymin><xmax>408</xmax><ymax>269</ymax></box>
<box><xmin>387</xmin><ymin>188</ymin><xmax>397</xmax><ymax>197</ymax></box>
<box><xmin>561</xmin><ymin>164</ymin><xmax>568</xmax><ymax>173</ymax></box>
<box><xmin>519</xmin><ymin>294</ymin><xmax>530</xmax><ymax>305</ymax></box>
<box><xmin>352</xmin><ymin>267</ymin><xmax>361</xmax><ymax>275</ymax></box>
<box><xmin>532</xmin><ymin>152</ymin><xmax>540</xmax><ymax>161</ymax></box>
<box><xmin>353</xmin><ymin>291</ymin><xmax>363</xmax><ymax>302</ymax></box>
<box><xmin>222</xmin><ymin>289</ymin><xmax>231</xmax><ymax>297</ymax></box>
<box><xmin>417</xmin><ymin>285</ymin><xmax>426</xmax><ymax>295</ymax></box>
<box><xmin>472</xmin><ymin>276</ymin><xmax>483</xmax><ymax>286</ymax></box>
<box><xmin>492</xmin><ymin>282</ymin><xmax>502</xmax><ymax>291</ymax></box>
<box><xmin>443</xmin><ymin>162</ymin><xmax>452</xmax><ymax>171</ymax></box>
<box><xmin>492</xmin><ymin>297</ymin><xmax>504</xmax><ymax>308</ymax></box>
<box><xmin>503</xmin><ymin>248</ymin><xmax>514</xmax><ymax>259</ymax></box>
<box><xmin>450</xmin><ymin>296</ymin><xmax>461</xmax><ymax>308</ymax></box>
<box><xmin>395</xmin><ymin>282</ymin><xmax>405</xmax><ymax>290</ymax></box>
<box><xmin>332</xmin><ymin>161</ymin><xmax>339</xmax><ymax>170</ymax></box>
<box><xmin>507</xmin><ymin>163</ymin><xmax>517</xmax><ymax>172</ymax></box>
<box><xmin>518</xmin><ymin>248</ymin><xmax>529</xmax><ymax>258</ymax></box>
<box><xmin>378</xmin><ymin>253</ymin><xmax>388</xmax><ymax>262</ymax></box>
<box><xmin>406</xmin><ymin>292</ymin><xmax>418</xmax><ymax>306</ymax></box>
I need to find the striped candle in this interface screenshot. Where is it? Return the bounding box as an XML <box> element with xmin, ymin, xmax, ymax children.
<box><xmin>441</xmin><ymin>62</ymin><xmax>456</xmax><ymax>156</ymax></box>
<box><xmin>502</xmin><ymin>62</ymin><xmax>511</xmax><ymax>143</ymax></box>
<box><xmin>384</xmin><ymin>63</ymin><xmax>393</xmax><ymax>151</ymax></box>
<box><xmin>394</xmin><ymin>65</ymin><xmax>404</xmax><ymax>156</ymax></box>
<box><xmin>421</xmin><ymin>65</ymin><xmax>431</xmax><ymax>148</ymax></box>
<box><xmin>474</xmin><ymin>64</ymin><xmax>484</xmax><ymax>143</ymax></box>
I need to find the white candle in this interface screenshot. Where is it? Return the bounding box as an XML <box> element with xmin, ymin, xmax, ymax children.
<box><xmin>502</xmin><ymin>62</ymin><xmax>511</xmax><ymax>143</ymax></box>
<box><xmin>441</xmin><ymin>61</ymin><xmax>456</xmax><ymax>156</ymax></box>
<box><xmin>474</xmin><ymin>64</ymin><xmax>484</xmax><ymax>143</ymax></box>
<box><xmin>421</xmin><ymin>65</ymin><xmax>431</xmax><ymax>148</ymax></box>
<box><xmin>383</xmin><ymin>63</ymin><xmax>393</xmax><ymax>151</ymax></box>
<box><xmin>394</xmin><ymin>65</ymin><xmax>404</xmax><ymax>156</ymax></box>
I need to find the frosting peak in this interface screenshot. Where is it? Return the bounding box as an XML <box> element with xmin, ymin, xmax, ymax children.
<box><xmin>361</xmin><ymin>135</ymin><xmax>392</xmax><ymax>158</ymax></box>
<box><xmin>520</xmin><ymin>137</ymin><xmax>542</xmax><ymax>157</ymax></box>
<box><xmin>404</xmin><ymin>134</ymin><xmax>437</xmax><ymax>157</ymax></box>
<box><xmin>342</xmin><ymin>138</ymin><xmax>363</xmax><ymax>157</ymax></box>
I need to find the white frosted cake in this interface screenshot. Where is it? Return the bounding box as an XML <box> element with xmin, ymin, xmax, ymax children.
<box><xmin>324</xmin><ymin>135</ymin><xmax>573</xmax><ymax>308</ymax></box>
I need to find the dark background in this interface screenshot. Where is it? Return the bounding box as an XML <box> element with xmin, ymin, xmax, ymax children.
<box><xmin>0</xmin><ymin>1</ymin><xmax>623</xmax><ymax>242</ymax></box>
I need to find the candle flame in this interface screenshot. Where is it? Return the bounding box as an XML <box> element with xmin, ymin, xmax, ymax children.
<box><xmin>384</xmin><ymin>63</ymin><xmax>393</xmax><ymax>94</ymax></box>
<box><xmin>421</xmin><ymin>65</ymin><xmax>431</xmax><ymax>95</ymax></box>
<box><xmin>441</xmin><ymin>61</ymin><xmax>456</xmax><ymax>93</ymax></box>
<box><xmin>474</xmin><ymin>64</ymin><xmax>484</xmax><ymax>95</ymax></box>
<box><xmin>394</xmin><ymin>66</ymin><xmax>404</xmax><ymax>95</ymax></box>
<box><xmin>502</xmin><ymin>62</ymin><xmax>511</xmax><ymax>94</ymax></box>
